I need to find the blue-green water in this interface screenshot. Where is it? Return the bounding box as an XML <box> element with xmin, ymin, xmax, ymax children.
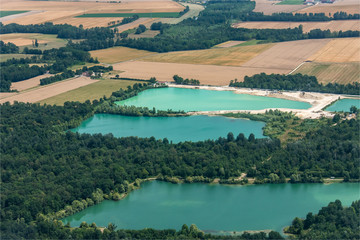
<box><xmin>325</xmin><ymin>98</ymin><xmax>360</xmax><ymax>112</ymax></box>
<box><xmin>117</xmin><ymin>88</ymin><xmax>311</xmax><ymax>112</ymax></box>
<box><xmin>63</xmin><ymin>181</ymin><xmax>360</xmax><ymax>233</ymax></box>
<box><xmin>71</xmin><ymin>114</ymin><xmax>266</xmax><ymax>143</ymax></box>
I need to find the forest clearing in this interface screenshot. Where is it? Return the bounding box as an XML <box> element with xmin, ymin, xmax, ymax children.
<box><xmin>233</xmin><ymin>20</ymin><xmax>360</xmax><ymax>33</ymax></box>
<box><xmin>0</xmin><ymin>76</ymin><xmax>98</xmax><ymax>104</ymax></box>
<box><xmin>112</xmin><ymin>61</ymin><xmax>288</xmax><ymax>85</ymax></box>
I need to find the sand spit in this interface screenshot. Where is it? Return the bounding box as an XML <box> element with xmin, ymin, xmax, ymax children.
<box><xmin>168</xmin><ymin>84</ymin><xmax>353</xmax><ymax>119</ymax></box>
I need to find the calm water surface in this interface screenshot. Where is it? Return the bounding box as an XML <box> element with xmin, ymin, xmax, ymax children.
<box><xmin>63</xmin><ymin>181</ymin><xmax>360</xmax><ymax>232</ymax></box>
<box><xmin>325</xmin><ymin>98</ymin><xmax>360</xmax><ymax>112</ymax></box>
<box><xmin>71</xmin><ymin>114</ymin><xmax>266</xmax><ymax>142</ymax></box>
<box><xmin>117</xmin><ymin>88</ymin><xmax>311</xmax><ymax>112</ymax></box>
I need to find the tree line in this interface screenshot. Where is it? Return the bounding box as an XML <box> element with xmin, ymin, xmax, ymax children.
<box><xmin>173</xmin><ymin>75</ymin><xmax>200</xmax><ymax>85</ymax></box>
<box><xmin>230</xmin><ymin>73</ymin><xmax>360</xmax><ymax>95</ymax></box>
<box><xmin>0</xmin><ymin>40</ymin><xmax>19</xmax><ymax>54</ymax></box>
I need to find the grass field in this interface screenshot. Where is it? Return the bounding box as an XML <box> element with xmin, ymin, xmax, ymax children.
<box><xmin>0</xmin><ymin>11</ymin><xmax>28</xmax><ymax>17</ymax></box>
<box><xmin>90</xmin><ymin>46</ymin><xmax>155</xmax><ymax>64</ymax></box>
<box><xmin>76</xmin><ymin>12</ymin><xmax>181</xmax><ymax>18</ymax></box>
<box><xmin>277</xmin><ymin>0</ymin><xmax>304</xmax><ymax>5</ymax></box>
<box><xmin>293</xmin><ymin>62</ymin><xmax>360</xmax><ymax>84</ymax></box>
<box><xmin>0</xmin><ymin>33</ymin><xmax>68</xmax><ymax>50</ymax></box>
<box><xmin>140</xmin><ymin>43</ymin><xmax>273</xmax><ymax>66</ymax></box>
<box><xmin>307</xmin><ymin>38</ymin><xmax>360</xmax><ymax>63</ymax></box>
<box><xmin>38</xmin><ymin>79</ymin><xmax>140</xmax><ymax>105</ymax></box>
<box><xmin>0</xmin><ymin>54</ymin><xmax>34</xmax><ymax>62</ymax></box>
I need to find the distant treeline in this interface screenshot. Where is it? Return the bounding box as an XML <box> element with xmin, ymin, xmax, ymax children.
<box><xmin>0</xmin><ymin>40</ymin><xmax>19</xmax><ymax>54</ymax></box>
<box><xmin>230</xmin><ymin>73</ymin><xmax>360</xmax><ymax>95</ymax></box>
<box><xmin>108</xmin><ymin>14</ymin><xmax>139</xmax><ymax>28</ymax></box>
<box><xmin>286</xmin><ymin>200</ymin><xmax>360</xmax><ymax>239</ymax></box>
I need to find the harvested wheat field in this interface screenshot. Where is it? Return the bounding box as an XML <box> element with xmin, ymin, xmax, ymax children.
<box><xmin>0</xmin><ymin>33</ymin><xmax>68</xmax><ymax>49</ymax></box>
<box><xmin>0</xmin><ymin>92</ymin><xmax>17</xmax><ymax>100</ymax></box>
<box><xmin>90</xmin><ymin>46</ymin><xmax>155</xmax><ymax>64</ymax></box>
<box><xmin>0</xmin><ymin>76</ymin><xmax>98</xmax><ymax>104</ymax></box>
<box><xmin>140</xmin><ymin>43</ymin><xmax>274</xmax><ymax>66</ymax></box>
<box><xmin>116</xmin><ymin>18</ymin><xmax>155</xmax><ymax>32</ymax></box>
<box><xmin>294</xmin><ymin>62</ymin><xmax>360</xmax><ymax>84</ymax></box>
<box><xmin>1</xmin><ymin>0</ymin><xmax>183</xmax><ymax>26</ymax></box>
<box><xmin>10</xmin><ymin>74</ymin><xmax>53</xmax><ymax>92</ymax></box>
<box><xmin>253</xmin><ymin>0</ymin><xmax>308</xmax><ymax>15</ymax></box>
<box><xmin>296</xmin><ymin>0</ymin><xmax>360</xmax><ymax>15</ymax></box>
<box><xmin>307</xmin><ymin>38</ymin><xmax>360</xmax><ymax>62</ymax></box>
<box><xmin>242</xmin><ymin>39</ymin><xmax>330</xmax><ymax>70</ymax></box>
<box><xmin>39</xmin><ymin>79</ymin><xmax>141</xmax><ymax>105</ymax></box>
<box><xmin>52</xmin><ymin>17</ymin><xmax>124</xmax><ymax>28</ymax></box>
<box><xmin>233</xmin><ymin>20</ymin><xmax>360</xmax><ymax>33</ymax></box>
<box><xmin>128</xmin><ymin>30</ymin><xmax>160</xmax><ymax>39</ymax></box>
<box><xmin>113</xmin><ymin>61</ymin><xmax>288</xmax><ymax>85</ymax></box>
<box><xmin>214</xmin><ymin>41</ymin><xmax>246</xmax><ymax>48</ymax></box>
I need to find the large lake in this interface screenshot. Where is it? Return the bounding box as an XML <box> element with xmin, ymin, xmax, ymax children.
<box><xmin>71</xmin><ymin>114</ymin><xmax>266</xmax><ymax>142</ymax></box>
<box><xmin>117</xmin><ymin>88</ymin><xmax>311</xmax><ymax>112</ymax></box>
<box><xmin>63</xmin><ymin>181</ymin><xmax>359</xmax><ymax>233</ymax></box>
<box><xmin>325</xmin><ymin>98</ymin><xmax>360</xmax><ymax>112</ymax></box>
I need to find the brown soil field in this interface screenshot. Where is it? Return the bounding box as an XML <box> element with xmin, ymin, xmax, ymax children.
<box><xmin>242</xmin><ymin>39</ymin><xmax>330</xmax><ymax>70</ymax></box>
<box><xmin>113</xmin><ymin>61</ymin><xmax>288</xmax><ymax>85</ymax></box>
<box><xmin>140</xmin><ymin>43</ymin><xmax>274</xmax><ymax>66</ymax></box>
<box><xmin>214</xmin><ymin>41</ymin><xmax>246</xmax><ymax>48</ymax></box>
<box><xmin>233</xmin><ymin>20</ymin><xmax>360</xmax><ymax>33</ymax></box>
<box><xmin>1</xmin><ymin>0</ymin><xmax>183</xmax><ymax>26</ymax></box>
<box><xmin>0</xmin><ymin>92</ymin><xmax>17</xmax><ymax>100</ymax></box>
<box><xmin>307</xmin><ymin>38</ymin><xmax>360</xmax><ymax>62</ymax></box>
<box><xmin>296</xmin><ymin>0</ymin><xmax>360</xmax><ymax>15</ymax></box>
<box><xmin>10</xmin><ymin>74</ymin><xmax>53</xmax><ymax>92</ymax></box>
<box><xmin>0</xmin><ymin>76</ymin><xmax>98</xmax><ymax>104</ymax></box>
<box><xmin>90</xmin><ymin>46</ymin><xmax>155</xmax><ymax>64</ymax></box>
<box><xmin>0</xmin><ymin>33</ymin><xmax>68</xmax><ymax>49</ymax></box>
<box><xmin>253</xmin><ymin>0</ymin><xmax>309</xmax><ymax>15</ymax></box>
<box><xmin>294</xmin><ymin>62</ymin><xmax>360</xmax><ymax>84</ymax></box>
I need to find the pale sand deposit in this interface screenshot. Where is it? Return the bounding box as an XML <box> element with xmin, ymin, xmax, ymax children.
<box><xmin>0</xmin><ymin>76</ymin><xmax>98</xmax><ymax>104</ymax></box>
<box><xmin>169</xmin><ymin>84</ymin><xmax>351</xmax><ymax>119</ymax></box>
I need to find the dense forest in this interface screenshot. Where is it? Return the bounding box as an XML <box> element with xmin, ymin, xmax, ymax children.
<box><xmin>230</xmin><ymin>73</ymin><xmax>360</xmax><ymax>95</ymax></box>
<box><xmin>0</xmin><ymin>40</ymin><xmax>19</xmax><ymax>54</ymax></box>
<box><xmin>173</xmin><ymin>75</ymin><xmax>200</xmax><ymax>86</ymax></box>
<box><xmin>286</xmin><ymin>200</ymin><xmax>360</xmax><ymax>239</ymax></box>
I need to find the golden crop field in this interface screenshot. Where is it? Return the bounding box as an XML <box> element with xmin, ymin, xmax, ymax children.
<box><xmin>113</xmin><ymin>61</ymin><xmax>288</xmax><ymax>86</ymax></box>
<box><xmin>233</xmin><ymin>20</ymin><xmax>360</xmax><ymax>33</ymax></box>
<box><xmin>0</xmin><ymin>33</ymin><xmax>68</xmax><ymax>50</ymax></box>
<box><xmin>307</xmin><ymin>38</ymin><xmax>360</xmax><ymax>63</ymax></box>
<box><xmin>11</xmin><ymin>74</ymin><xmax>54</xmax><ymax>92</ymax></box>
<box><xmin>38</xmin><ymin>79</ymin><xmax>141</xmax><ymax>105</ymax></box>
<box><xmin>296</xmin><ymin>1</ymin><xmax>360</xmax><ymax>15</ymax></box>
<box><xmin>0</xmin><ymin>76</ymin><xmax>98</xmax><ymax>104</ymax></box>
<box><xmin>294</xmin><ymin>62</ymin><xmax>360</xmax><ymax>84</ymax></box>
<box><xmin>253</xmin><ymin>0</ymin><xmax>308</xmax><ymax>15</ymax></box>
<box><xmin>90</xmin><ymin>46</ymin><xmax>155</xmax><ymax>64</ymax></box>
<box><xmin>242</xmin><ymin>39</ymin><xmax>330</xmax><ymax>70</ymax></box>
<box><xmin>140</xmin><ymin>43</ymin><xmax>274</xmax><ymax>66</ymax></box>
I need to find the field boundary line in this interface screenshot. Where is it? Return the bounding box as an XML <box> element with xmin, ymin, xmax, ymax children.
<box><xmin>288</xmin><ymin>62</ymin><xmax>305</xmax><ymax>75</ymax></box>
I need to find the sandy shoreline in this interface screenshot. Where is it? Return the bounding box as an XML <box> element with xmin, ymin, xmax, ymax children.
<box><xmin>168</xmin><ymin>84</ymin><xmax>359</xmax><ymax>119</ymax></box>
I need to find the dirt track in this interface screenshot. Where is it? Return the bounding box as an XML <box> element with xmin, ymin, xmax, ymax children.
<box><xmin>0</xmin><ymin>76</ymin><xmax>98</xmax><ymax>104</ymax></box>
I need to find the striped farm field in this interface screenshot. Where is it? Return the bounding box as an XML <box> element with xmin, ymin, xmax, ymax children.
<box><xmin>140</xmin><ymin>43</ymin><xmax>274</xmax><ymax>66</ymax></box>
<box><xmin>90</xmin><ymin>47</ymin><xmax>155</xmax><ymax>64</ymax></box>
<box><xmin>233</xmin><ymin>20</ymin><xmax>360</xmax><ymax>33</ymax></box>
<box><xmin>307</xmin><ymin>38</ymin><xmax>360</xmax><ymax>63</ymax></box>
<box><xmin>293</xmin><ymin>62</ymin><xmax>360</xmax><ymax>84</ymax></box>
<box><xmin>76</xmin><ymin>12</ymin><xmax>181</xmax><ymax>18</ymax></box>
<box><xmin>0</xmin><ymin>11</ymin><xmax>28</xmax><ymax>17</ymax></box>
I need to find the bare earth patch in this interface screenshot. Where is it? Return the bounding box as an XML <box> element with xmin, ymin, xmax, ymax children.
<box><xmin>113</xmin><ymin>61</ymin><xmax>288</xmax><ymax>86</ymax></box>
<box><xmin>242</xmin><ymin>39</ymin><xmax>330</xmax><ymax>70</ymax></box>
<box><xmin>10</xmin><ymin>74</ymin><xmax>54</xmax><ymax>92</ymax></box>
<box><xmin>140</xmin><ymin>43</ymin><xmax>274</xmax><ymax>66</ymax></box>
<box><xmin>90</xmin><ymin>46</ymin><xmax>155</xmax><ymax>64</ymax></box>
<box><xmin>293</xmin><ymin>62</ymin><xmax>360</xmax><ymax>84</ymax></box>
<box><xmin>0</xmin><ymin>76</ymin><xmax>98</xmax><ymax>104</ymax></box>
<box><xmin>233</xmin><ymin>20</ymin><xmax>360</xmax><ymax>33</ymax></box>
<box><xmin>307</xmin><ymin>38</ymin><xmax>360</xmax><ymax>63</ymax></box>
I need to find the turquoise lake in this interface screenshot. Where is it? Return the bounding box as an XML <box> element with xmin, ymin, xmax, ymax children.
<box><xmin>325</xmin><ymin>98</ymin><xmax>360</xmax><ymax>112</ymax></box>
<box><xmin>71</xmin><ymin>114</ymin><xmax>266</xmax><ymax>142</ymax></box>
<box><xmin>63</xmin><ymin>181</ymin><xmax>360</xmax><ymax>233</ymax></box>
<box><xmin>117</xmin><ymin>88</ymin><xmax>311</xmax><ymax>112</ymax></box>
